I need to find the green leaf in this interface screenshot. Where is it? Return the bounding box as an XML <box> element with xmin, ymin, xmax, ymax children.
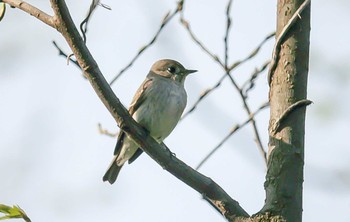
<box><xmin>0</xmin><ymin>3</ymin><xmax>5</xmax><ymax>22</ymax></box>
<box><xmin>0</xmin><ymin>204</ymin><xmax>31</xmax><ymax>222</ymax></box>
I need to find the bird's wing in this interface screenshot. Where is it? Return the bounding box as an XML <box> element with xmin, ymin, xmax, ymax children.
<box><xmin>113</xmin><ymin>77</ymin><xmax>153</xmax><ymax>158</ymax></box>
<box><xmin>128</xmin><ymin>78</ymin><xmax>153</xmax><ymax>116</ymax></box>
<box><xmin>128</xmin><ymin>148</ymin><xmax>143</xmax><ymax>164</ymax></box>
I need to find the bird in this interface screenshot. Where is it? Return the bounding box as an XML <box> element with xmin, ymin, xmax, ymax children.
<box><xmin>103</xmin><ymin>59</ymin><xmax>197</xmax><ymax>184</ymax></box>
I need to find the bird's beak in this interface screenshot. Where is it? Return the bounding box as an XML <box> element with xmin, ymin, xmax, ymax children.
<box><xmin>185</xmin><ymin>69</ymin><xmax>198</xmax><ymax>75</ymax></box>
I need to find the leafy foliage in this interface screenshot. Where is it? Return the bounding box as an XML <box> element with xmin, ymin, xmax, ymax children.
<box><xmin>0</xmin><ymin>204</ymin><xmax>31</xmax><ymax>222</ymax></box>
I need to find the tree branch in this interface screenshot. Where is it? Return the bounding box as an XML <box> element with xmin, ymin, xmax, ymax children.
<box><xmin>2</xmin><ymin>0</ymin><xmax>55</xmax><ymax>28</ymax></box>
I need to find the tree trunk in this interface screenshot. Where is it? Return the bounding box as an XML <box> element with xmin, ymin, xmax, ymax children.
<box><xmin>258</xmin><ymin>0</ymin><xmax>311</xmax><ymax>221</ymax></box>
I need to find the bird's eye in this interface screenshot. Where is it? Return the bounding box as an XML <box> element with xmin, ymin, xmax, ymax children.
<box><xmin>167</xmin><ymin>66</ymin><xmax>176</xmax><ymax>74</ymax></box>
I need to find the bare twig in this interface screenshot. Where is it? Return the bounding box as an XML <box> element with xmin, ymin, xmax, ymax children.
<box><xmin>109</xmin><ymin>1</ymin><xmax>184</xmax><ymax>85</ymax></box>
<box><xmin>228</xmin><ymin>32</ymin><xmax>275</xmax><ymax>71</ymax></box>
<box><xmin>52</xmin><ymin>1</ymin><xmax>111</xmax><ymax>69</ymax></box>
<box><xmin>98</xmin><ymin>123</ymin><xmax>118</xmax><ymax>137</ymax></box>
<box><xmin>224</xmin><ymin>0</ymin><xmax>233</xmax><ymax>69</ymax></box>
<box><xmin>52</xmin><ymin>41</ymin><xmax>81</xmax><ymax>68</ymax></box>
<box><xmin>181</xmin><ymin>33</ymin><xmax>273</xmax><ymax>121</ymax></box>
<box><xmin>181</xmin><ymin>72</ymin><xmax>226</xmax><ymax>121</ymax></box>
<box><xmin>80</xmin><ymin>0</ymin><xmax>99</xmax><ymax>43</ymax></box>
<box><xmin>242</xmin><ymin>60</ymin><xmax>270</xmax><ymax>97</ymax></box>
<box><xmin>2</xmin><ymin>0</ymin><xmax>54</xmax><ymax>28</ymax></box>
<box><xmin>181</xmin><ymin>7</ymin><xmax>272</xmax><ymax>162</ymax></box>
<box><xmin>179</xmin><ymin>0</ymin><xmax>224</xmax><ymax>67</ymax></box>
<box><xmin>80</xmin><ymin>0</ymin><xmax>111</xmax><ymax>43</ymax></box>
<box><xmin>267</xmin><ymin>0</ymin><xmax>311</xmax><ymax>85</ymax></box>
<box><xmin>270</xmin><ymin>99</ymin><xmax>312</xmax><ymax>135</ymax></box>
<box><xmin>223</xmin><ymin>2</ymin><xmax>269</xmax><ymax>163</ymax></box>
<box><xmin>180</xmin><ymin>18</ymin><xmax>224</xmax><ymax>67</ymax></box>
<box><xmin>196</xmin><ymin>101</ymin><xmax>269</xmax><ymax>170</ymax></box>
<box><xmin>227</xmin><ymin>73</ymin><xmax>268</xmax><ymax>164</ymax></box>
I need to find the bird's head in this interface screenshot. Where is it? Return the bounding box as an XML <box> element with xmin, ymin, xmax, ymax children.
<box><xmin>150</xmin><ymin>59</ymin><xmax>197</xmax><ymax>84</ymax></box>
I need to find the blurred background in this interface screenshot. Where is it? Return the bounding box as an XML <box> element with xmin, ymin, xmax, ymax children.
<box><xmin>1</xmin><ymin>0</ymin><xmax>349</xmax><ymax>221</ymax></box>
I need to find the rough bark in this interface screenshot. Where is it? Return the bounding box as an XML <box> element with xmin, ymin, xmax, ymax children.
<box><xmin>258</xmin><ymin>0</ymin><xmax>311</xmax><ymax>221</ymax></box>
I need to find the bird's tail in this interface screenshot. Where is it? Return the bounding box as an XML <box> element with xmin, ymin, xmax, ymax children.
<box><xmin>103</xmin><ymin>159</ymin><xmax>123</xmax><ymax>184</ymax></box>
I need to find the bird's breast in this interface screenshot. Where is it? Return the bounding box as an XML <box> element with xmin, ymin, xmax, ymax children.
<box><xmin>133</xmin><ymin>80</ymin><xmax>187</xmax><ymax>142</ymax></box>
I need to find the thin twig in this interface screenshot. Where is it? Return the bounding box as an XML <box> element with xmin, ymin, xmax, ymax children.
<box><xmin>229</xmin><ymin>32</ymin><xmax>275</xmax><ymax>71</ymax></box>
<box><xmin>2</xmin><ymin>0</ymin><xmax>55</xmax><ymax>28</ymax></box>
<box><xmin>270</xmin><ymin>99</ymin><xmax>312</xmax><ymax>135</ymax></box>
<box><xmin>179</xmin><ymin>1</ymin><xmax>224</xmax><ymax>67</ymax></box>
<box><xmin>98</xmin><ymin>123</ymin><xmax>118</xmax><ymax>137</ymax></box>
<box><xmin>52</xmin><ymin>41</ymin><xmax>81</xmax><ymax>69</ymax></box>
<box><xmin>109</xmin><ymin>1</ymin><xmax>184</xmax><ymax>85</ymax></box>
<box><xmin>180</xmin><ymin>2</ymin><xmax>271</xmax><ymax>163</ymax></box>
<box><xmin>181</xmin><ymin>33</ymin><xmax>274</xmax><ymax>121</ymax></box>
<box><xmin>80</xmin><ymin>0</ymin><xmax>111</xmax><ymax>43</ymax></box>
<box><xmin>52</xmin><ymin>1</ymin><xmax>110</xmax><ymax>68</ymax></box>
<box><xmin>242</xmin><ymin>60</ymin><xmax>270</xmax><ymax>97</ymax></box>
<box><xmin>181</xmin><ymin>73</ymin><xmax>226</xmax><ymax>121</ymax></box>
<box><xmin>196</xmin><ymin>101</ymin><xmax>269</xmax><ymax>170</ymax></box>
<box><xmin>227</xmin><ymin>71</ymin><xmax>268</xmax><ymax>164</ymax></box>
<box><xmin>224</xmin><ymin>0</ymin><xmax>233</xmax><ymax>69</ymax></box>
<box><xmin>80</xmin><ymin>0</ymin><xmax>99</xmax><ymax>43</ymax></box>
<box><xmin>180</xmin><ymin>17</ymin><xmax>224</xmax><ymax>67</ymax></box>
<box><xmin>267</xmin><ymin>0</ymin><xmax>311</xmax><ymax>85</ymax></box>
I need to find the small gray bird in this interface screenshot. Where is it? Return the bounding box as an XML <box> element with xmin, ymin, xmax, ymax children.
<box><xmin>103</xmin><ymin>59</ymin><xmax>197</xmax><ymax>184</ymax></box>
